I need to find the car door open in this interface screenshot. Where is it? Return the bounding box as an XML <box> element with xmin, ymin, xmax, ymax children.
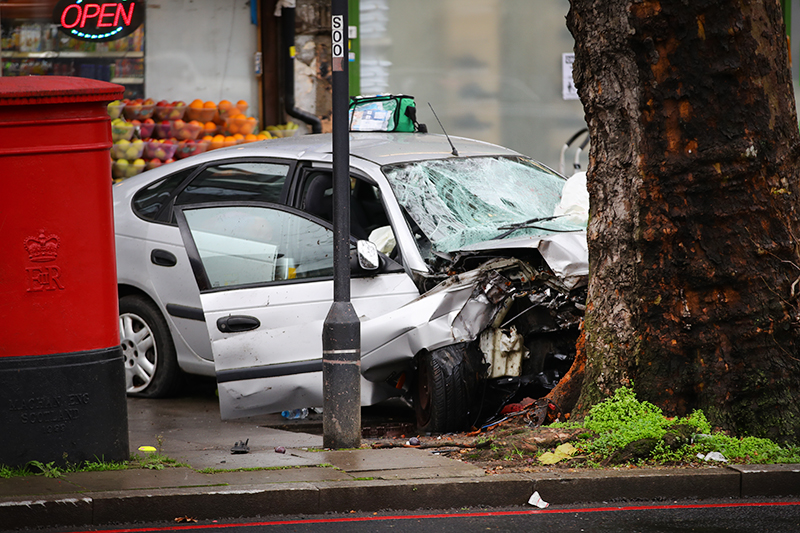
<box><xmin>174</xmin><ymin>202</ymin><xmax>419</xmax><ymax>419</ymax></box>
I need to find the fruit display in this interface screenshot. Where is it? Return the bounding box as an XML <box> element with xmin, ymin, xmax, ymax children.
<box><xmin>108</xmin><ymin>97</ymin><xmax>302</xmax><ymax>181</ymax></box>
<box><xmin>122</xmin><ymin>98</ymin><xmax>155</xmax><ymax>121</ymax></box>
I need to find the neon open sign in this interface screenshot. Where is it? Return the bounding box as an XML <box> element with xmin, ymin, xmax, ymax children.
<box><xmin>53</xmin><ymin>0</ymin><xmax>144</xmax><ymax>42</ymax></box>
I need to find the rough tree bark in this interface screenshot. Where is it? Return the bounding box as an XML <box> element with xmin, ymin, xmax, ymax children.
<box><xmin>566</xmin><ymin>0</ymin><xmax>800</xmax><ymax>441</ymax></box>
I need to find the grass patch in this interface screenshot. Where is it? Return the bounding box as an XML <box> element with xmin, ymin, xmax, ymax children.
<box><xmin>554</xmin><ymin>386</ymin><xmax>800</xmax><ymax>466</ymax></box>
<box><xmin>0</xmin><ymin>452</ymin><xmax>187</xmax><ymax>479</ymax></box>
<box><xmin>0</xmin><ymin>456</ymin><xmax>132</xmax><ymax>479</ymax></box>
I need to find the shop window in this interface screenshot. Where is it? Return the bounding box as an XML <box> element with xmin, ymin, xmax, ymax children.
<box><xmin>0</xmin><ymin>4</ymin><xmax>145</xmax><ymax>99</ymax></box>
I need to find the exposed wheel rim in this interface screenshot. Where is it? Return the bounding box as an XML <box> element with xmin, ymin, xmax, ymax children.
<box><xmin>119</xmin><ymin>312</ymin><xmax>158</xmax><ymax>393</ymax></box>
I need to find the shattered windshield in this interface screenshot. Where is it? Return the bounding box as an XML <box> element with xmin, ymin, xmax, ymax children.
<box><xmin>383</xmin><ymin>156</ymin><xmax>585</xmax><ymax>255</ymax></box>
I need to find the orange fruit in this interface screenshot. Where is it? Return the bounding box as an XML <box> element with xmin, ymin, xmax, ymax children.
<box><xmin>241</xmin><ymin>116</ymin><xmax>257</xmax><ymax>135</ymax></box>
<box><xmin>210</xmin><ymin>134</ymin><xmax>225</xmax><ymax>150</ymax></box>
<box><xmin>233</xmin><ymin>133</ymin><xmax>244</xmax><ymax>140</ymax></box>
<box><xmin>202</xmin><ymin>135</ymin><xmax>214</xmax><ymax>142</ymax></box>
<box><xmin>189</xmin><ymin>99</ymin><xmax>203</xmax><ymax>109</ymax></box>
<box><xmin>218</xmin><ymin>99</ymin><xmax>233</xmax><ymax>110</ymax></box>
<box><xmin>223</xmin><ymin>135</ymin><xmax>237</xmax><ymax>147</ymax></box>
<box><xmin>256</xmin><ymin>133</ymin><xmax>270</xmax><ymax>141</ymax></box>
<box><xmin>244</xmin><ymin>133</ymin><xmax>258</xmax><ymax>142</ymax></box>
<box><xmin>236</xmin><ymin>100</ymin><xmax>249</xmax><ymax>113</ymax></box>
<box><xmin>203</xmin><ymin>100</ymin><xmax>216</xmax><ymax>109</ymax></box>
<box><xmin>204</xmin><ymin>121</ymin><xmax>217</xmax><ymax>133</ymax></box>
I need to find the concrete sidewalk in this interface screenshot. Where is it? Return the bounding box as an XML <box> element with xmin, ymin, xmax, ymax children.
<box><xmin>2</xmin><ymin>395</ymin><xmax>800</xmax><ymax>530</ymax></box>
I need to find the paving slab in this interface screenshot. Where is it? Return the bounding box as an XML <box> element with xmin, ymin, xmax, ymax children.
<box><xmin>0</xmin><ymin>476</ymin><xmax>82</xmax><ymax>497</ymax></box>
<box><xmin>162</xmin><ymin>446</ymin><xmax>323</xmax><ymax>471</ymax></box>
<box><xmin>64</xmin><ymin>468</ymin><xmax>217</xmax><ymax>492</ymax></box>
<box><xmin>728</xmin><ymin>464</ymin><xmax>800</xmax><ymax>497</ymax></box>
<box><xmin>291</xmin><ymin>447</ymin><xmax>471</xmax><ymax>473</ymax></box>
<box><xmin>204</xmin><ymin>466</ymin><xmax>352</xmax><ymax>485</ymax></box>
<box><xmin>127</xmin><ymin>397</ymin><xmax>323</xmax><ymax>450</ymax></box>
<box><xmin>355</xmin><ymin>464</ymin><xmax>486</xmax><ymax>480</ymax></box>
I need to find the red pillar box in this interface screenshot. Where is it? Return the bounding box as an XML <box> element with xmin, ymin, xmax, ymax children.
<box><xmin>0</xmin><ymin>77</ymin><xmax>129</xmax><ymax>467</ymax></box>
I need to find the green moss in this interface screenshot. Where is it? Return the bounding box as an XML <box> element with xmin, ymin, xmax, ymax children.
<box><xmin>569</xmin><ymin>385</ymin><xmax>800</xmax><ymax>464</ymax></box>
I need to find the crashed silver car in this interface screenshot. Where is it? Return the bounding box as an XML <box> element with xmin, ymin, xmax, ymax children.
<box><xmin>114</xmin><ymin>132</ymin><xmax>588</xmax><ymax>432</ymax></box>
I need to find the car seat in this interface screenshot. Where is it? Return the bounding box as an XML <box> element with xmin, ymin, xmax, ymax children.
<box><xmin>304</xmin><ymin>174</ymin><xmax>370</xmax><ymax>239</ymax></box>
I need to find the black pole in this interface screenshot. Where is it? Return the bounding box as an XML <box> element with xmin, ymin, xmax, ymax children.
<box><xmin>322</xmin><ymin>0</ymin><xmax>361</xmax><ymax>449</ymax></box>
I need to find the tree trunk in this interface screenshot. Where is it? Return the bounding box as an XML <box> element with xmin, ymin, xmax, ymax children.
<box><xmin>567</xmin><ymin>0</ymin><xmax>800</xmax><ymax>442</ymax></box>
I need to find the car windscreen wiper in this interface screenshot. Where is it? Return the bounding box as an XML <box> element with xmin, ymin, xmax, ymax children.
<box><xmin>493</xmin><ymin>214</ymin><xmax>568</xmax><ymax>240</ymax></box>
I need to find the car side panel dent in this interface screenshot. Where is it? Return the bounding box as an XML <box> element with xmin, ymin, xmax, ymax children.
<box><xmin>361</xmin><ymin>264</ymin><xmax>508</xmax><ymax>381</ymax></box>
<box><xmin>217</xmin><ymin>372</ymin><xmax>395</xmax><ymax>419</ymax></box>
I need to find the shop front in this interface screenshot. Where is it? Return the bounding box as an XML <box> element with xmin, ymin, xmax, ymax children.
<box><xmin>0</xmin><ymin>0</ymin><xmax>337</xmax><ymax>179</ymax></box>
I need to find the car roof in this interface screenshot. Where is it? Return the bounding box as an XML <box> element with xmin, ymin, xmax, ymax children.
<box><xmin>205</xmin><ymin>132</ymin><xmax>522</xmax><ymax>166</ymax></box>
<box><xmin>114</xmin><ymin>133</ymin><xmax>527</xmax><ymax>192</ymax></box>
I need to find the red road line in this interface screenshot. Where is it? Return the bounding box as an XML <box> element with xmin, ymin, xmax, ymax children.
<box><xmin>66</xmin><ymin>501</ymin><xmax>800</xmax><ymax>533</ymax></box>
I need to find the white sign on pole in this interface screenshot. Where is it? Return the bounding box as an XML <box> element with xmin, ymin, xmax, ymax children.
<box><xmin>332</xmin><ymin>15</ymin><xmax>345</xmax><ymax>71</ymax></box>
<box><xmin>562</xmin><ymin>52</ymin><xmax>579</xmax><ymax>100</ymax></box>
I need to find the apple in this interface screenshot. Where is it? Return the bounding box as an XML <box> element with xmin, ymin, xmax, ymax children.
<box><xmin>168</xmin><ymin>103</ymin><xmax>185</xmax><ymax>120</ymax></box>
<box><xmin>146</xmin><ymin>158</ymin><xmax>162</xmax><ymax>170</ymax></box>
<box><xmin>125</xmin><ymin>142</ymin><xmax>143</xmax><ymax>160</ymax></box>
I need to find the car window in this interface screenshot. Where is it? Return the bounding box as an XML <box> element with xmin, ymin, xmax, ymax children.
<box><xmin>300</xmin><ymin>171</ymin><xmax>394</xmax><ymax>251</ymax></box>
<box><xmin>182</xmin><ymin>205</ymin><xmax>342</xmax><ymax>290</ymax></box>
<box><xmin>131</xmin><ymin>168</ymin><xmax>195</xmax><ymax>222</ymax></box>
<box><xmin>175</xmin><ymin>162</ymin><xmax>290</xmax><ymax>209</ymax></box>
<box><xmin>383</xmin><ymin>156</ymin><xmax>584</xmax><ymax>257</ymax></box>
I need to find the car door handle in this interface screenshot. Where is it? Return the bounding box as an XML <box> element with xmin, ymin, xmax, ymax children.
<box><xmin>217</xmin><ymin>315</ymin><xmax>261</xmax><ymax>333</ymax></box>
<box><xmin>151</xmin><ymin>249</ymin><xmax>177</xmax><ymax>267</ymax></box>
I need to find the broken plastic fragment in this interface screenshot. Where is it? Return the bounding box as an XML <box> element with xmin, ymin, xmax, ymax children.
<box><xmin>275</xmin><ymin>446</ymin><xmax>286</xmax><ymax>454</ymax></box>
<box><xmin>528</xmin><ymin>490</ymin><xmax>549</xmax><ymax>508</ymax></box>
<box><xmin>537</xmin><ymin>442</ymin><xmax>577</xmax><ymax>464</ymax></box>
<box><xmin>138</xmin><ymin>445</ymin><xmax>156</xmax><ymax>454</ymax></box>
<box><xmin>407</xmin><ymin>437</ymin><xmax>420</xmax><ymax>446</ymax></box>
<box><xmin>697</xmin><ymin>451</ymin><xmax>727</xmax><ymax>462</ymax></box>
<box><xmin>231</xmin><ymin>439</ymin><xmax>250</xmax><ymax>454</ymax></box>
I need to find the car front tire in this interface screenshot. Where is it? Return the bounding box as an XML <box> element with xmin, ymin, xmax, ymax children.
<box><xmin>119</xmin><ymin>295</ymin><xmax>181</xmax><ymax>398</ymax></box>
<box><xmin>414</xmin><ymin>344</ymin><xmax>473</xmax><ymax>434</ymax></box>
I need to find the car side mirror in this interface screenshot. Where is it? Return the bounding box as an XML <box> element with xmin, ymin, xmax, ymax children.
<box><xmin>356</xmin><ymin>240</ymin><xmax>380</xmax><ymax>271</ymax></box>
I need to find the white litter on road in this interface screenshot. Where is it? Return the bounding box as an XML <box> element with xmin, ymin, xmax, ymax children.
<box><xmin>528</xmin><ymin>491</ymin><xmax>549</xmax><ymax>508</ymax></box>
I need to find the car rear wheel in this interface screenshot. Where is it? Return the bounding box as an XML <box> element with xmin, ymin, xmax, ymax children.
<box><xmin>119</xmin><ymin>295</ymin><xmax>181</xmax><ymax>398</ymax></box>
<box><xmin>414</xmin><ymin>344</ymin><xmax>471</xmax><ymax>434</ymax></box>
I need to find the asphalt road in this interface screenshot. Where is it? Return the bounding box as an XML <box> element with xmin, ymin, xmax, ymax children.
<box><xmin>17</xmin><ymin>498</ymin><xmax>800</xmax><ymax>533</ymax></box>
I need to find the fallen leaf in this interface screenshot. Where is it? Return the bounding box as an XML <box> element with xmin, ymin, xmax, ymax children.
<box><xmin>538</xmin><ymin>442</ymin><xmax>578</xmax><ymax>464</ymax></box>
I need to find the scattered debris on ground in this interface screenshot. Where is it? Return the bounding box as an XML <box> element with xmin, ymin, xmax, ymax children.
<box><xmin>365</xmin><ymin>386</ymin><xmax>800</xmax><ymax>473</ymax></box>
<box><xmin>365</xmin><ymin>396</ymin><xmax>588</xmax><ymax>473</ymax></box>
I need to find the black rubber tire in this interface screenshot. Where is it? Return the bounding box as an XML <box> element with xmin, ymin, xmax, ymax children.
<box><xmin>118</xmin><ymin>295</ymin><xmax>181</xmax><ymax>398</ymax></box>
<box><xmin>414</xmin><ymin>344</ymin><xmax>471</xmax><ymax>434</ymax></box>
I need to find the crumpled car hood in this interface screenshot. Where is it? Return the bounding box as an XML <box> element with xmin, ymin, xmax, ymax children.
<box><xmin>359</xmin><ymin>248</ymin><xmax>584</xmax><ymax>384</ymax></box>
<box><xmin>453</xmin><ymin>231</ymin><xmax>588</xmax><ymax>289</ymax></box>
